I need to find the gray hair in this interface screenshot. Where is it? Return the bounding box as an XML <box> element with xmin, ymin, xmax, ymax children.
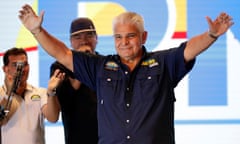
<box><xmin>112</xmin><ymin>12</ymin><xmax>145</xmax><ymax>33</ymax></box>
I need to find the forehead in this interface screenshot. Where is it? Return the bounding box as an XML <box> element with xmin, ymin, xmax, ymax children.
<box><xmin>8</xmin><ymin>54</ymin><xmax>27</xmax><ymax>62</ymax></box>
<box><xmin>114</xmin><ymin>23</ymin><xmax>139</xmax><ymax>34</ymax></box>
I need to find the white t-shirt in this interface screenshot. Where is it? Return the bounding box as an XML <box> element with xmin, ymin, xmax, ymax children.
<box><xmin>0</xmin><ymin>84</ymin><xmax>47</xmax><ymax>144</ymax></box>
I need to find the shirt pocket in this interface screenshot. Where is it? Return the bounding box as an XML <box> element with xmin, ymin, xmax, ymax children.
<box><xmin>136</xmin><ymin>67</ymin><xmax>163</xmax><ymax>102</ymax></box>
<box><xmin>98</xmin><ymin>72</ymin><xmax>124</xmax><ymax>105</ymax></box>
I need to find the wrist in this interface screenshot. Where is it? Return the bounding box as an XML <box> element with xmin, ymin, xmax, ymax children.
<box><xmin>47</xmin><ymin>88</ymin><xmax>56</xmax><ymax>97</ymax></box>
<box><xmin>208</xmin><ymin>30</ymin><xmax>218</xmax><ymax>39</ymax></box>
<box><xmin>31</xmin><ymin>27</ymin><xmax>42</xmax><ymax>37</ymax></box>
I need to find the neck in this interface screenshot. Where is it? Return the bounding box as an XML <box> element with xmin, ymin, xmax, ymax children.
<box><xmin>121</xmin><ymin>49</ymin><xmax>143</xmax><ymax>72</ymax></box>
<box><xmin>121</xmin><ymin>57</ymin><xmax>141</xmax><ymax>72</ymax></box>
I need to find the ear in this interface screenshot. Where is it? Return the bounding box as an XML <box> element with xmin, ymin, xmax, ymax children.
<box><xmin>2</xmin><ymin>65</ymin><xmax>7</xmax><ymax>73</ymax></box>
<box><xmin>70</xmin><ymin>37</ymin><xmax>74</xmax><ymax>48</ymax></box>
<box><xmin>95</xmin><ymin>36</ymin><xmax>98</xmax><ymax>44</ymax></box>
<box><xmin>141</xmin><ymin>31</ymin><xmax>148</xmax><ymax>44</ymax></box>
<box><xmin>94</xmin><ymin>33</ymin><xmax>98</xmax><ymax>40</ymax></box>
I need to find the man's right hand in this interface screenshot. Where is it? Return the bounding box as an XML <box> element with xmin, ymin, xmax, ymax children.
<box><xmin>18</xmin><ymin>4</ymin><xmax>44</xmax><ymax>35</ymax></box>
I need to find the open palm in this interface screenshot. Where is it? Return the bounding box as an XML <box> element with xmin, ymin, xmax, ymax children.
<box><xmin>18</xmin><ymin>4</ymin><xmax>44</xmax><ymax>33</ymax></box>
<box><xmin>206</xmin><ymin>12</ymin><xmax>234</xmax><ymax>37</ymax></box>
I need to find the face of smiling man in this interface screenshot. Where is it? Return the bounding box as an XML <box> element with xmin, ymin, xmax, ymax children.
<box><xmin>114</xmin><ymin>23</ymin><xmax>147</xmax><ymax>67</ymax></box>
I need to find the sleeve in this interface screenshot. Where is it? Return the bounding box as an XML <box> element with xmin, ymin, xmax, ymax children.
<box><xmin>72</xmin><ymin>51</ymin><xmax>100</xmax><ymax>91</ymax></box>
<box><xmin>164</xmin><ymin>42</ymin><xmax>195</xmax><ymax>87</ymax></box>
<box><xmin>37</xmin><ymin>87</ymin><xmax>48</xmax><ymax>108</ymax></box>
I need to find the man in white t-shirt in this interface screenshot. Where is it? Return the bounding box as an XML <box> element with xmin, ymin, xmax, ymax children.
<box><xmin>0</xmin><ymin>47</ymin><xmax>61</xmax><ymax>144</ymax></box>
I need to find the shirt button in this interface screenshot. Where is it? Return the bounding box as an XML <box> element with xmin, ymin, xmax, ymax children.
<box><xmin>126</xmin><ymin>119</ymin><xmax>130</xmax><ymax>123</ymax></box>
<box><xmin>126</xmin><ymin>103</ymin><xmax>130</xmax><ymax>107</ymax></box>
<box><xmin>125</xmin><ymin>71</ymin><xmax>128</xmax><ymax>75</ymax></box>
<box><xmin>126</xmin><ymin>135</ymin><xmax>131</xmax><ymax>140</ymax></box>
<box><xmin>147</xmin><ymin>76</ymin><xmax>152</xmax><ymax>80</ymax></box>
<box><xmin>126</xmin><ymin>87</ymin><xmax>129</xmax><ymax>91</ymax></box>
<box><xmin>107</xmin><ymin>78</ymin><xmax>111</xmax><ymax>81</ymax></box>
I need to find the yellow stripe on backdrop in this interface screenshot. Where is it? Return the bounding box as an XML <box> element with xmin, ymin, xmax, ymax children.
<box><xmin>16</xmin><ymin>0</ymin><xmax>38</xmax><ymax>49</ymax></box>
<box><xmin>175</xmin><ymin>0</ymin><xmax>186</xmax><ymax>33</ymax></box>
<box><xmin>78</xmin><ymin>2</ymin><xmax>126</xmax><ymax>36</ymax></box>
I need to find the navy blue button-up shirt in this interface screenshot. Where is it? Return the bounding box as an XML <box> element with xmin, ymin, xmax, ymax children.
<box><xmin>73</xmin><ymin>42</ymin><xmax>195</xmax><ymax>144</ymax></box>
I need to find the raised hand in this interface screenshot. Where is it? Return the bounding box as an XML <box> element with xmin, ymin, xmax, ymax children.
<box><xmin>48</xmin><ymin>69</ymin><xmax>65</xmax><ymax>92</ymax></box>
<box><xmin>18</xmin><ymin>4</ymin><xmax>44</xmax><ymax>34</ymax></box>
<box><xmin>206</xmin><ymin>12</ymin><xmax>234</xmax><ymax>38</ymax></box>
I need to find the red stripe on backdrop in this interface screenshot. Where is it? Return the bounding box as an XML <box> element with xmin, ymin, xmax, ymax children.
<box><xmin>0</xmin><ymin>46</ymin><xmax>38</xmax><ymax>56</ymax></box>
<box><xmin>172</xmin><ymin>32</ymin><xmax>187</xmax><ymax>39</ymax></box>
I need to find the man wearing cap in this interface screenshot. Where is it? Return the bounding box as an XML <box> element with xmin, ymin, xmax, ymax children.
<box><xmin>50</xmin><ymin>18</ymin><xmax>98</xmax><ymax>144</ymax></box>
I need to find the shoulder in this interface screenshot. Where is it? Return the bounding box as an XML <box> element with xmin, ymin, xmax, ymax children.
<box><xmin>26</xmin><ymin>84</ymin><xmax>47</xmax><ymax>94</ymax></box>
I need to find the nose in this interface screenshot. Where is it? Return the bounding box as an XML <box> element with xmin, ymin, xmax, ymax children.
<box><xmin>122</xmin><ymin>37</ymin><xmax>129</xmax><ymax>45</ymax></box>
